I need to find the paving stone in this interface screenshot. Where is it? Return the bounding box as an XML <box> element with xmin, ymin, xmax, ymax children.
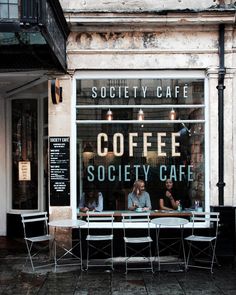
<box><xmin>0</xmin><ymin>237</ymin><xmax>236</xmax><ymax>295</ymax></box>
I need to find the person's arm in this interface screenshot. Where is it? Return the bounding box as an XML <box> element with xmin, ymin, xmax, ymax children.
<box><xmin>166</xmin><ymin>190</ymin><xmax>179</xmax><ymax>210</ymax></box>
<box><xmin>143</xmin><ymin>193</ymin><xmax>152</xmax><ymax>211</ymax></box>
<box><xmin>159</xmin><ymin>193</ymin><xmax>180</xmax><ymax>210</ymax></box>
<box><xmin>159</xmin><ymin>198</ymin><xmax>174</xmax><ymax>211</ymax></box>
<box><xmin>128</xmin><ymin>193</ymin><xmax>136</xmax><ymax>211</ymax></box>
<box><xmin>95</xmin><ymin>193</ymin><xmax>103</xmax><ymax>212</ymax></box>
<box><xmin>79</xmin><ymin>194</ymin><xmax>89</xmax><ymax>212</ymax></box>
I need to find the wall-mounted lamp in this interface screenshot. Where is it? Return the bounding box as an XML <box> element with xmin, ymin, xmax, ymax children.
<box><xmin>106</xmin><ymin>109</ymin><xmax>113</xmax><ymax>121</ymax></box>
<box><xmin>137</xmin><ymin>109</ymin><xmax>144</xmax><ymax>121</ymax></box>
<box><xmin>49</xmin><ymin>79</ymin><xmax>62</xmax><ymax>104</ymax></box>
<box><xmin>169</xmin><ymin>108</ymin><xmax>176</xmax><ymax>120</ymax></box>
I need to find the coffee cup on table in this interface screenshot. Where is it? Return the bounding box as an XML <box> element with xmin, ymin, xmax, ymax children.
<box><xmin>136</xmin><ymin>207</ymin><xmax>143</xmax><ymax>212</ymax></box>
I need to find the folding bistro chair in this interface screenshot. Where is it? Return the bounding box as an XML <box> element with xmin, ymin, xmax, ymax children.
<box><xmin>185</xmin><ymin>211</ymin><xmax>220</xmax><ymax>273</ymax></box>
<box><xmin>86</xmin><ymin>211</ymin><xmax>114</xmax><ymax>270</ymax></box>
<box><xmin>21</xmin><ymin>212</ymin><xmax>54</xmax><ymax>271</ymax></box>
<box><xmin>121</xmin><ymin>212</ymin><xmax>154</xmax><ymax>274</ymax></box>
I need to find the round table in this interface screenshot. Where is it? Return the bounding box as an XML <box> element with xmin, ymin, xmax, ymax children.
<box><xmin>49</xmin><ymin>219</ymin><xmax>86</xmax><ymax>228</ymax></box>
<box><xmin>151</xmin><ymin>217</ymin><xmax>189</xmax><ymax>271</ymax></box>
<box><xmin>49</xmin><ymin>219</ymin><xmax>86</xmax><ymax>271</ymax></box>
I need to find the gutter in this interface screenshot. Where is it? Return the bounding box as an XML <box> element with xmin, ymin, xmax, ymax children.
<box><xmin>216</xmin><ymin>23</ymin><xmax>226</xmax><ymax>205</ymax></box>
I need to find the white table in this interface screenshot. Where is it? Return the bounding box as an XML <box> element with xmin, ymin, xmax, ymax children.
<box><xmin>151</xmin><ymin>217</ymin><xmax>189</xmax><ymax>271</ymax></box>
<box><xmin>49</xmin><ymin>219</ymin><xmax>86</xmax><ymax>271</ymax></box>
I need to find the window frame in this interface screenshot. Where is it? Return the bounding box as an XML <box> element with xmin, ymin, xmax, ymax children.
<box><xmin>7</xmin><ymin>96</ymin><xmax>45</xmax><ymax>213</ymax></box>
<box><xmin>72</xmin><ymin>70</ymin><xmax>209</xmax><ymax>220</ymax></box>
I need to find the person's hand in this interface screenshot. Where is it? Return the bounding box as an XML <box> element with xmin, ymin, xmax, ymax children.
<box><xmin>133</xmin><ymin>201</ymin><xmax>139</xmax><ymax>208</ymax></box>
<box><xmin>166</xmin><ymin>191</ymin><xmax>172</xmax><ymax>198</ymax></box>
<box><xmin>176</xmin><ymin>200</ymin><xmax>180</xmax><ymax>206</ymax></box>
<box><xmin>143</xmin><ymin>207</ymin><xmax>150</xmax><ymax>211</ymax></box>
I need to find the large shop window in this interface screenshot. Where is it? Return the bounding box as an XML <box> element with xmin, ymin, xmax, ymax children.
<box><xmin>76</xmin><ymin>78</ymin><xmax>205</xmax><ymax>211</ymax></box>
<box><xmin>11</xmin><ymin>99</ymin><xmax>38</xmax><ymax>209</ymax></box>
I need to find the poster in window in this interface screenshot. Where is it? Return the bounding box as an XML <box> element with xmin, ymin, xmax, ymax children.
<box><xmin>18</xmin><ymin>161</ymin><xmax>31</xmax><ymax>181</ymax></box>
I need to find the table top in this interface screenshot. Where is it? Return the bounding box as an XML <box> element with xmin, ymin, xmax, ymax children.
<box><xmin>49</xmin><ymin>219</ymin><xmax>86</xmax><ymax>228</ymax></box>
<box><xmin>78</xmin><ymin>210</ymin><xmax>192</xmax><ymax>218</ymax></box>
<box><xmin>151</xmin><ymin>217</ymin><xmax>189</xmax><ymax>226</ymax></box>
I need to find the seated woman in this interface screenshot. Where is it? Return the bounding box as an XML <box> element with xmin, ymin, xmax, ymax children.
<box><xmin>79</xmin><ymin>184</ymin><xmax>103</xmax><ymax>212</ymax></box>
<box><xmin>128</xmin><ymin>179</ymin><xmax>152</xmax><ymax>211</ymax></box>
<box><xmin>159</xmin><ymin>179</ymin><xmax>180</xmax><ymax>211</ymax></box>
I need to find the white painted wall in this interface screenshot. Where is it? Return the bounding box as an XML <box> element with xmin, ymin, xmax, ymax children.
<box><xmin>48</xmin><ymin>76</ymin><xmax>77</xmax><ymax>220</ymax></box>
<box><xmin>60</xmin><ymin>0</ymin><xmax>231</xmax><ymax>12</ymax></box>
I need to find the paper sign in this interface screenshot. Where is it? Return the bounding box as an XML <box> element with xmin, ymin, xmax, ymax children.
<box><xmin>18</xmin><ymin>161</ymin><xmax>31</xmax><ymax>181</ymax></box>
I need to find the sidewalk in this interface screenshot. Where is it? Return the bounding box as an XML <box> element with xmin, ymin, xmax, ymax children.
<box><xmin>0</xmin><ymin>237</ymin><xmax>236</xmax><ymax>295</ymax></box>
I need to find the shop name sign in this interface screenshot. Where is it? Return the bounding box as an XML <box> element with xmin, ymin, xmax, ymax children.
<box><xmin>86</xmin><ymin>132</ymin><xmax>193</xmax><ymax>183</ymax></box>
<box><xmin>91</xmin><ymin>84</ymin><xmax>189</xmax><ymax>99</ymax></box>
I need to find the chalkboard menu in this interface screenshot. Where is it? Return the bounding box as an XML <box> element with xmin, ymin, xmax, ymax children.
<box><xmin>49</xmin><ymin>137</ymin><xmax>70</xmax><ymax>206</ymax></box>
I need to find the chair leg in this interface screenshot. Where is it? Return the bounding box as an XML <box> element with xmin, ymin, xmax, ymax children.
<box><xmin>86</xmin><ymin>241</ymin><xmax>89</xmax><ymax>270</ymax></box>
<box><xmin>54</xmin><ymin>239</ymin><xmax>57</xmax><ymax>272</ymax></box>
<box><xmin>186</xmin><ymin>241</ymin><xmax>192</xmax><ymax>270</ymax></box>
<box><xmin>124</xmin><ymin>243</ymin><xmax>128</xmax><ymax>274</ymax></box>
<box><xmin>180</xmin><ymin>230</ymin><xmax>187</xmax><ymax>271</ymax></box>
<box><xmin>210</xmin><ymin>241</ymin><xmax>218</xmax><ymax>274</ymax></box>
<box><xmin>25</xmin><ymin>241</ymin><xmax>35</xmax><ymax>271</ymax></box>
<box><xmin>111</xmin><ymin>239</ymin><xmax>114</xmax><ymax>270</ymax></box>
<box><xmin>186</xmin><ymin>240</ymin><xmax>219</xmax><ymax>273</ymax></box>
<box><xmin>149</xmin><ymin>242</ymin><xmax>154</xmax><ymax>273</ymax></box>
<box><xmin>79</xmin><ymin>230</ymin><xmax>83</xmax><ymax>270</ymax></box>
<box><xmin>156</xmin><ymin>228</ymin><xmax>161</xmax><ymax>272</ymax></box>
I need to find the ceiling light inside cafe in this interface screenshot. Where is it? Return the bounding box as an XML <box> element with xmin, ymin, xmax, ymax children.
<box><xmin>106</xmin><ymin>109</ymin><xmax>113</xmax><ymax>121</ymax></box>
<box><xmin>137</xmin><ymin>109</ymin><xmax>144</xmax><ymax>121</ymax></box>
<box><xmin>169</xmin><ymin>108</ymin><xmax>176</xmax><ymax>120</ymax></box>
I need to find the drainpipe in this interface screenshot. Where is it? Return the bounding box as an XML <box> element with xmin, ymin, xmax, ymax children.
<box><xmin>216</xmin><ymin>24</ymin><xmax>226</xmax><ymax>205</ymax></box>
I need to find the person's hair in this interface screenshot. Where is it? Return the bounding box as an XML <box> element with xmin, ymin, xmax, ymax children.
<box><xmin>132</xmin><ymin>179</ymin><xmax>145</xmax><ymax>196</ymax></box>
<box><xmin>84</xmin><ymin>184</ymin><xmax>99</xmax><ymax>205</ymax></box>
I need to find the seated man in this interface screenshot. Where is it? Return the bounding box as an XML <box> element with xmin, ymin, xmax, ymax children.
<box><xmin>128</xmin><ymin>179</ymin><xmax>151</xmax><ymax>211</ymax></box>
<box><xmin>159</xmin><ymin>179</ymin><xmax>180</xmax><ymax>210</ymax></box>
<box><xmin>79</xmin><ymin>184</ymin><xmax>103</xmax><ymax>212</ymax></box>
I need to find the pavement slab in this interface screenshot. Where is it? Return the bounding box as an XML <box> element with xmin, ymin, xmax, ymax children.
<box><xmin>0</xmin><ymin>237</ymin><xmax>236</xmax><ymax>295</ymax></box>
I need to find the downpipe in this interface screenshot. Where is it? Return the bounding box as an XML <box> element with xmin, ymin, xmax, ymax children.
<box><xmin>216</xmin><ymin>24</ymin><xmax>226</xmax><ymax>205</ymax></box>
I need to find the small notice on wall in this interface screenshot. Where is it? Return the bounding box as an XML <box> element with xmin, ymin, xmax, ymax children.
<box><xmin>18</xmin><ymin>161</ymin><xmax>31</xmax><ymax>181</ymax></box>
<box><xmin>49</xmin><ymin>136</ymin><xmax>70</xmax><ymax>206</ymax></box>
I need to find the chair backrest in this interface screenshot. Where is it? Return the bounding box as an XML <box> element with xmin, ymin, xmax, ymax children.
<box><xmin>121</xmin><ymin>212</ymin><xmax>151</xmax><ymax>237</ymax></box>
<box><xmin>21</xmin><ymin>212</ymin><xmax>49</xmax><ymax>238</ymax></box>
<box><xmin>191</xmin><ymin>211</ymin><xmax>220</xmax><ymax>237</ymax></box>
<box><xmin>86</xmin><ymin>211</ymin><xmax>114</xmax><ymax>236</ymax></box>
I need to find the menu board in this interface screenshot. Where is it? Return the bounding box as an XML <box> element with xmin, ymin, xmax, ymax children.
<box><xmin>49</xmin><ymin>137</ymin><xmax>70</xmax><ymax>206</ymax></box>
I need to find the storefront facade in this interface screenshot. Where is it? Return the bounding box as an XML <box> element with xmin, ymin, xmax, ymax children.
<box><xmin>48</xmin><ymin>0</ymin><xmax>236</xmax><ymax>222</ymax></box>
<box><xmin>1</xmin><ymin>0</ymin><xmax>236</xmax><ymax>237</ymax></box>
